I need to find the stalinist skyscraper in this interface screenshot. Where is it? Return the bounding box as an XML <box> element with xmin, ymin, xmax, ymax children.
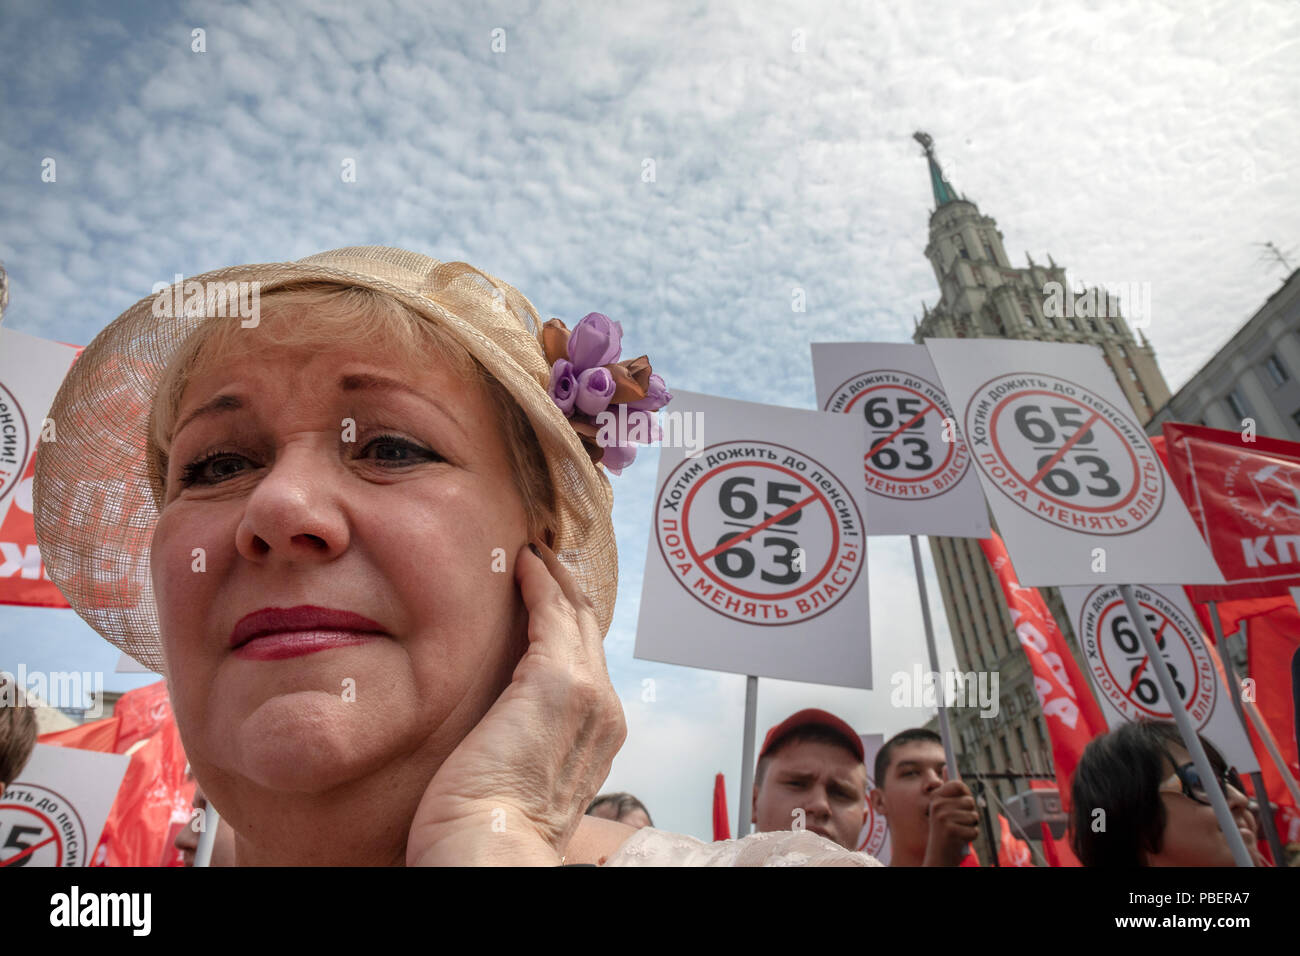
<box><xmin>910</xmin><ymin>132</ymin><xmax>1173</xmax><ymax>808</ymax></box>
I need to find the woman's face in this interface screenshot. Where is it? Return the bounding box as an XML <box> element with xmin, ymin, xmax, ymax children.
<box><xmin>151</xmin><ymin>313</ymin><xmax>532</xmax><ymax>803</ymax></box>
<box><xmin>1146</xmin><ymin>745</ymin><xmax>1258</xmax><ymax>866</ymax></box>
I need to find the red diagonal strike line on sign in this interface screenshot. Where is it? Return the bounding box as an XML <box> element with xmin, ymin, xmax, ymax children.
<box><xmin>698</xmin><ymin>494</ymin><xmax>819</xmax><ymax>562</ymax></box>
<box><xmin>866</xmin><ymin>400</ymin><xmax>939</xmax><ymax>458</ymax></box>
<box><xmin>1125</xmin><ymin>618</ymin><xmax>1170</xmax><ymax>697</ymax></box>
<box><xmin>1027</xmin><ymin>411</ymin><xmax>1102</xmax><ymax>488</ymax></box>
<box><xmin>0</xmin><ymin>833</ymin><xmax>57</xmax><ymax>867</ymax></box>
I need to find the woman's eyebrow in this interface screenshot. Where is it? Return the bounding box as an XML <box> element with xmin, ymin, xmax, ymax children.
<box><xmin>337</xmin><ymin>372</ymin><xmax>465</xmax><ymax>434</ymax></box>
<box><xmin>174</xmin><ymin>393</ymin><xmax>243</xmax><ymax>438</ymax></box>
<box><xmin>173</xmin><ymin>372</ymin><xmax>466</xmax><ymax>440</ymax></box>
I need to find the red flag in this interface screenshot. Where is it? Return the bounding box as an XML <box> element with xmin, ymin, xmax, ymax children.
<box><xmin>39</xmin><ymin>715</ymin><xmax>121</xmax><ymax>752</ymax></box>
<box><xmin>996</xmin><ymin>813</ymin><xmax>1035</xmax><ymax>867</ymax></box>
<box><xmin>99</xmin><ymin>683</ymin><xmax>190</xmax><ymax>866</ymax></box>
<box><xmin>91</xmin><ymin>730</ymin><xmax>187</xmax><ymax>866</ymax></box>
<box><xmin>712</xmin><ymin>773</ymin><xmax>731</xmax><ymax>841</ymax></box>
<box><xmin>981</xmin><ymin>532</ymin><xmax>1108</xmax><ymax>806</ymax></box>
<box><xmin>111</xmin><ymin>679</ymin><xmax>174</xmax><ymax>754</ymax></box>
<box><xmin>1186</xmin><ymin>597</ymin><xmax>1300</xmax><ymax>853</ymax></box>
<box><xmin>1189</xmin><ymin>595</ymin><xmax>1294</xmax><ymax>646</ymax></box>
<box><xmin>1243</xmin><ymin>607</ymin><xmax>1300</xmax><ymax>771</ymax></box>
<box><xmin>1242</xmin><ymin>606</ymin><xmax>1300</xmax><ymax>847</ymax></box>
<box><xmin>1161</xmin><ymin>422</ymin><xmax>1300</xmax><ymax>601</ymax></box>
<box><xmin>956</xmin><ymin>813</ymin><xmax>1039</xmax><ymax>866</ymax></box>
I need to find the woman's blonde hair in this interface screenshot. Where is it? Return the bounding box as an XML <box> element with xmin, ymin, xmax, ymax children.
<box><xmin>145</xmin><ymin>281</ymin><xmax>556</xmax><ymax>539</ymax></box>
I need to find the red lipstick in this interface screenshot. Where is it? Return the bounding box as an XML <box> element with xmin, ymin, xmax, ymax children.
<box><xmin>230</xmin><ymin>606</ymin><xmax>388</xmax><ymax>660</ymax></box>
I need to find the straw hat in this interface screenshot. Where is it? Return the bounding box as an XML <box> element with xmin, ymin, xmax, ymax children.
<box><xmin>32</xmin><ymin>246</ymin><xmax>619</xmax><ymax>673</ymax></box>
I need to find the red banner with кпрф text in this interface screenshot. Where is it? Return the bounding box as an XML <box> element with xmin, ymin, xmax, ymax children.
<box><xmin>1162</xmin><ymin>422</ymin><xmax>1300</xmax><ymax>601</ymax></box>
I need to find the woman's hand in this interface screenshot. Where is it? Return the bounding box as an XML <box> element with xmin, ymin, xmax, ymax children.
<box><xmin>406</xmin><ymin>541</ymin><xmax>627</xmax><ymax>866</ymax></box>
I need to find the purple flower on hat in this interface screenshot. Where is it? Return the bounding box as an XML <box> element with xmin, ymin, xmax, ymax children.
<box><xmin>548</xmin><ymin>358</ymin><xmax>578</xmax><ymax>416</ymax></box>
<box><xmin>575</xmin><ymin>366</ymin><xmax>617</xmax><ymax>417</ymax></box>
<box><xmin>540</xmin><ymin>312</ymin><xmax>669</xmax><ymax>477</ymax></box>
<box><xmin>567</xmin><ymin>312</ymin><xmax>623</xmax><ymax>371</ymax></box>
<box><xmin>599</xmin><ymin>442</ymin><xmax>637</xmax><ymax>476</ymax></box>
<box><xmin>627</xmin><ymin>373</ymin><xmax>672</xmax><ymax>412</ymax></box>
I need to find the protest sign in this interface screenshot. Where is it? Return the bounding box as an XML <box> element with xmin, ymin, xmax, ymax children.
<box><xmin>926</xmin><ymin>339</ymin><xmax>1222</xmax><ymax>585</ymax></box>
<box><xmin>1060</xmin><ymin>583</ymin><xmax>1259</xmax><ymax>771</ymax></box>
<box><xmin>0</xmin><ymin>744</ymin><xmax>128</xmax><ymax>866</ymax></box>
<box><xmin>811</xmin><ymin>343</ymin><xmax>990</xmax><ymax>536</ymax></box>
<box><xmin>635</xmin><ymin>390</ymin><xmax>871</xmax><ymax>687</ymax></box>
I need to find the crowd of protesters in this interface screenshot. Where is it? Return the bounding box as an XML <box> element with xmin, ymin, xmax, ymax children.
<box><xmin>4</xmin><ymin>674</ymin><xmax>1279</xmax><ymax>866</ymax></box>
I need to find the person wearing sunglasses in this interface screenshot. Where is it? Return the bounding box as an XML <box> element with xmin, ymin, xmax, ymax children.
<box><xmin>1069</xmin><ymin>721</ymin><xmax>1267</xmax><ymax>867</ymax></box>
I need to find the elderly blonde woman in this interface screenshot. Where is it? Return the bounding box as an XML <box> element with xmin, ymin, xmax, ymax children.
<box><xmin>33</xmin><ymin>247</ymin><xmax>878</xmax><ymax>867</ymax></box>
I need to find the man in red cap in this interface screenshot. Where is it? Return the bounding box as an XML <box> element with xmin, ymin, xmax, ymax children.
<box><xmin>750</xmin><ymin>708</ymin><xmax>869</xmax><ymax>850</ymax></box>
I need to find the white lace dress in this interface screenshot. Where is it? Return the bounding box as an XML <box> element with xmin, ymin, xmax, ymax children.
<box><xmin>600</xmin><ymin>827</ymin><xmax>884</xmax><ymax>867</ymax></box>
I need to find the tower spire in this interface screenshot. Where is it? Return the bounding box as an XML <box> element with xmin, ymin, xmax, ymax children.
<box><xmin>913</xmin><ymin>131</ymin><xmax>959</xmax><ymax>208</ymax></box>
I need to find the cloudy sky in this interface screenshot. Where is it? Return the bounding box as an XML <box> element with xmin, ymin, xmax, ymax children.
<box><xmin>3</xmin><ymin>0</ymin><xmax>1297</xmax><ymax>841</ymax></box>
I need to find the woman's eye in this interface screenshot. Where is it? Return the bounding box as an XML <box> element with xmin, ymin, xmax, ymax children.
<box><xmin>360</xmin><ymin>434</ymin><xmax>441</xmax><ymax>465</ymax></box>
<box><xmin>180</xmin><ymin>452</ymin><xmax>253</xmax><ymax>486</ymax></box>
<box><xmin>179</xmin><ymin>435</ymin><xmax>439</xmax><ymax>486</ymax></box>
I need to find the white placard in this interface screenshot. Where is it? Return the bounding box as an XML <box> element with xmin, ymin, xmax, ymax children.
<box><xmin>0</xmin><ymin>744</ymin><xmax>129</xmax><ymax>866</ymax></box>
<box><xmin>634</xmin><ymin>391</ymin><xmax>872</xmax><ymax>688</ymax></box>
<box><xmin>925</xmin><ymin>339</ymin><xmax>1223</xmax><ymax>586</ymax></box>
<box><xmin>1060</xmin><ymin>583</ymin><xmax>1259</xmax><ymax>772</ymax></box>
<box><xmin>114</xmin><ymin>652</ymin><xmax>152</xmax><ymax>674</ymax></box>
<box><xmin>0</xmin><ymin>327</ymin><xmax>81</xmax><ymax>522</ymax></box>
<box><xmin>856</xmin><ymin>733</ymin><xmax>890</xmax><ymax>863</ymax></box>
<box><xmin>811</xmin><ymin>343</ymin><xmax>990</xmax><ymax>537</ymax></box>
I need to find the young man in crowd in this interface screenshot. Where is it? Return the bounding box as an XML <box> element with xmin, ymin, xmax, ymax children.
<box><xmin>870</xmin><ymin>728</ymin><xmax>979</xmax><ymax>866</ymax></box>
<box><xmin>750</xmin><ymin>708</ymin><xmax>870</xmax><ymax>851</ymax></box>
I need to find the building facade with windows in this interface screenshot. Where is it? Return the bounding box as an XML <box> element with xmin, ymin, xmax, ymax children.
<box><xmin>908</xmin><ymin>134</ymin><xmax>1175</xmax><ymax>862</ymax></box>
<box><xmin>1146</xmin><ymin>269</ymin><xmax>1300</xmax><ymax>441</ymax></box>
